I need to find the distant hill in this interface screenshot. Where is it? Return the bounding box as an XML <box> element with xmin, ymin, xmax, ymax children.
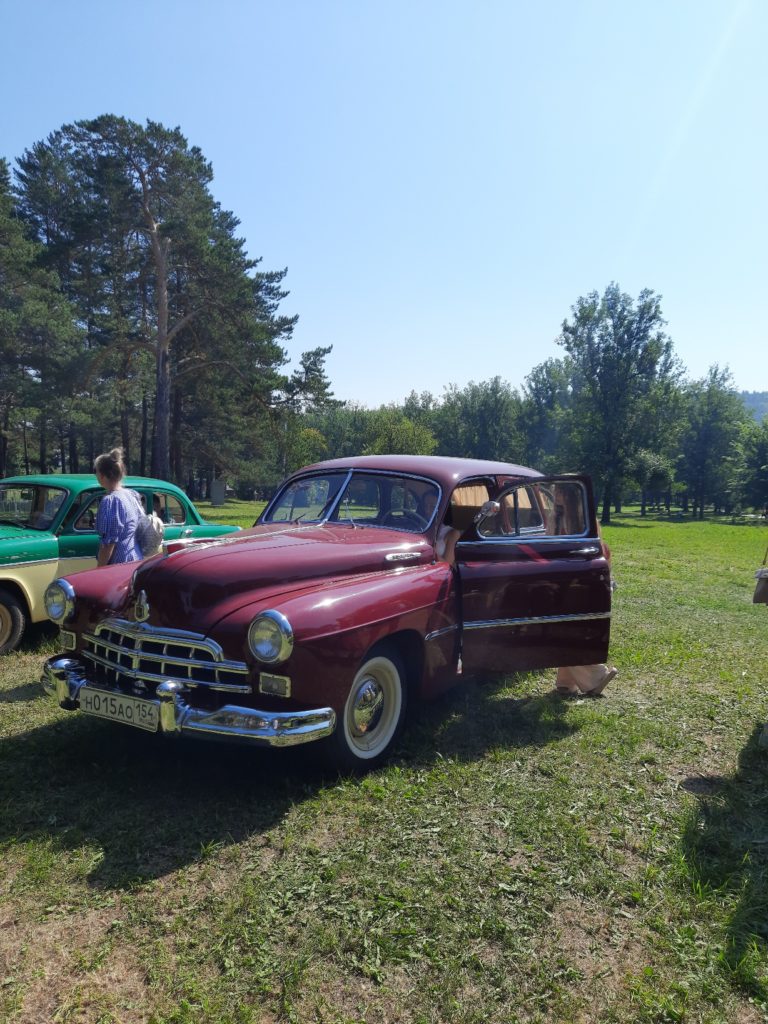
<box><xmin>741</xmin><ymin>391</ymin><xmax>768</xmax><ymax>421</ymax></box>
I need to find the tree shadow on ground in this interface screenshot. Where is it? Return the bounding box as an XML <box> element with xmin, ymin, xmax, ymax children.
<box><xmin>0</xmin><ymin>673</ymin><xmax>577</xmax><ymax>890</ymax></box>
<box><xmin>680</xmin><ymin>723</ymin><xmax>768</xmax><ymax>1002</ymax></box>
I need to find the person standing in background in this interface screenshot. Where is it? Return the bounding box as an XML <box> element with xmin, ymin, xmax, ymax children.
<box><xmin>94</xmin><ymin>448</ymin><xmax>142</xmax><ymax>565</ymax></box>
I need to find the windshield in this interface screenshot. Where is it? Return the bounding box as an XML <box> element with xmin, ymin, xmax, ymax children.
<box><xmin>263</xmin><ymin>471</ymin><xmax>441</xmax><ymax>534</ymax></box>
<box><xmin>0</xmin><ymin>484</ymin><xmax>68</xmax><ymax>530</ymax></box>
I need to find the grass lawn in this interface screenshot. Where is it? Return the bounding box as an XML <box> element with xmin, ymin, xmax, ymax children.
<box><xmin>1</xmin><ymin>513</ymin><xmax>768</xmax><ymax>1023</ymax></box>
<box><xmin>195</xmin><ymin>498</ymin><xmax>266</xmax><ymax>529</ymax></box>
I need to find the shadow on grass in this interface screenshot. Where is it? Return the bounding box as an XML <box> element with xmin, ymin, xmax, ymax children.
<box><xmin>681</xmin><ymin>723</ymin><xmax>768</xmax><ymax>1001</ymax></box>
<box><xmin>0</xmin><ymin>673</ymin><xmax>574</xmax><ymax>891</ymax></box>
<box><xmin>0</xmin><ymin>681</ymin><xmax>43</xmax><ymax>703</ymax></box>
<box><xmin>0</xmin><ymin>714</ymin><xmax>325</xmax><ymax>890</ymax></box>
<box><xmin>400</xmin><ymin>670</ymin><xmax>578</xmax><ymax>765</ymax></box>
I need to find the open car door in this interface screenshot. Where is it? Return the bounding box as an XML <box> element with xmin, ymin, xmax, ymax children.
<box><xmin>455</xmin><ymin>475</ymin><xmax>612</xmax><ymax>675</ymax></box>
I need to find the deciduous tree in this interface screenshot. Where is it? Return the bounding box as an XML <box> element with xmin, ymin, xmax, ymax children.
<box><xmin>557</xmin><ymin>283</ymin><xmax>681</xmax><ymax>523</ymax></box>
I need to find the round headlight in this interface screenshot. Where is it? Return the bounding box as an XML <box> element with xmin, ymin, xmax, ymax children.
<box><xmin>44</xmin><ymin>579</ymin><xmax>76</xmax><ymax>624</ymax></box>
<box><xmin>247</xmin><ymin>609</ymin><xmax>294</xmax><ymax>664</ymax></box>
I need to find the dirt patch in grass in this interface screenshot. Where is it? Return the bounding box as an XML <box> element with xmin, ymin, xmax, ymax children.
<box><xmin>0</xmin><ymin>904</ymin><xmax>150</xmax><ymax>1024</ymax></box>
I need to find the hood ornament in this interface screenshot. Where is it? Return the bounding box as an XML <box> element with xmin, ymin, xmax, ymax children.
<box><xmin>134</xmin><ymin>589</ymin><xmax>150</xmax><ymax>622</ymax></box>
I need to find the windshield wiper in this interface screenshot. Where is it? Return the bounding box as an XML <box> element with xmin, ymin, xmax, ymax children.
<box><xmin>0</xmin><ymin>518</ymin><xmax>23</xmax><ymax>528</ymax></box>
<box><xmin>293</xmin><ymin>493</ymin><xmax>339</xmax><ymax>524</ymax></box>
<box><xmin>338</xmin><ymin>496</ymin><xmax>359</xmax><ymax>526</ymax></box>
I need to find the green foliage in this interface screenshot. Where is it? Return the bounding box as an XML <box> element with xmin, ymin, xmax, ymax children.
<box><xmin>13</xmin><ymin>117</ymin><xmax>295</xmax><ymax>483</ymax></box>
<box><xmin>0</xmin><ymin>158</ymin><xmax>80</xmax><ymax>476</ymax></box>
<box><xmin>677</xmin><ymin>366</ymin><xmax>750</xmax><ymax>517</ymax></box>
<box><xmin>363</xmin><ymin>407</ymin><xmax>437</xmax><ymax>455</ymax></box>
<box><xmin>431</xmin><ymin>377</ymin><xmax>523</xmax><ymax>460</ymax></box>
<box><xmin>520</xmin><ymin>357</ymin><xmax>574</xmax><ymax>472</ymax></box>
<box><xmin>741</xmin><ymin>391</ymin><xmax>768</xmax><ymax>422</ymax></box>
<box><xmin>741</xmin><ymin>416</ymin><xmax>768</xmax><ymax>512</ymax></box>
<box><xmin>557</xmin><ymin>282</ymin><xmax>683</xmax><ymax>523</ymax></box>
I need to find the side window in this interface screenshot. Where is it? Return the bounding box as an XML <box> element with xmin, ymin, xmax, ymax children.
<box><xmin>549</xmin><ymin>481</ymin><xmax>587</xmax><ymax>535</ymax></box>
<box><xmin>164</xmin><ymin>494</ymin><xmax>186</xmax><ymax>525</ymax></box>
<box><xmin>447</xmin><ymin>482</ymin><xmax>491</xmax><ymax>534</ymax></box>
<box><xmin>73</xmin><ymin>494</ymin><xmax>103</xmax><ymax>532</ymax></box>
<box><xmin>478</xmin><ymin>481</ymin><xmax>587</xmax><ymax>538</ymax></box>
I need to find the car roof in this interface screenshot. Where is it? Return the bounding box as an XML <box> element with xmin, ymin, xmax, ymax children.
<box><xmin>0</xmin><ymin>474</ymin><xmax>188</xmax><ymax>496</ymax></box>
<box><xmin>297</xmin><ymin>454</ymin><xmax>542</xmax><ymax>487</ymax></box>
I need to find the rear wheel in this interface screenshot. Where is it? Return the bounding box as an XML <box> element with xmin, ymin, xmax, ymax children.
<box><xmin>0</xmin><ymin>590</ymin><xmax>26</xmax><ymax>656</ymax></box>
<box><xmin>327</xmin><ymin>643</ymin><xmax>407</xmax><ymax>771</ymax></box>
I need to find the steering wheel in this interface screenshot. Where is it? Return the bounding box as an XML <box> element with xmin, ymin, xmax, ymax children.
<box><xmin>381</xmin><ymin>509</ymin><xmax>429</xmax><ymax>530</ymax></box>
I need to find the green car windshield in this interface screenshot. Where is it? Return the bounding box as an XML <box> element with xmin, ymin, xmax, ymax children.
<box><xmin>0</xmin><ymin>484</ymin><xmax>68</xmax><ymax>531</ymax></box>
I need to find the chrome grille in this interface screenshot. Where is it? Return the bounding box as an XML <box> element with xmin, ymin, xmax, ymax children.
<box><xmin>82</xmin><ymin>618</ymin><xmax>251</xmax><ymax>693</ymax></box>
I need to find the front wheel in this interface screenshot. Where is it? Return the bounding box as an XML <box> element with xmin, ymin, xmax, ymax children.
<box><xmin>327</xmin><ymin>643</ymin><xmax>408</xmax><ymax>771</ymax></box>
<box><xmin>0</xmin><ymin>590</ymin><xmax>26</xmax><ymax>656</ymax></box>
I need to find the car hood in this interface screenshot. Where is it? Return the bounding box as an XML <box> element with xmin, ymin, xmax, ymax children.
<box><xmin>130</xmin><ymin>522</ymin><xmax>433</xmax><ymax>632</ymax></box>
<box><xmin>0</xmin><ymin>525</ymin><xmax>57</xmax><ymax>564</ymax></box>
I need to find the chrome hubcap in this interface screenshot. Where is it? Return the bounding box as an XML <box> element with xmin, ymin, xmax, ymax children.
<box><xmin>350</xmin><ymin>677</ymin><xmax>384</xmax><ymax>736</ymax></box>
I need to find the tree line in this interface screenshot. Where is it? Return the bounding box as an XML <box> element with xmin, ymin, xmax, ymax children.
<box><xmin>1</xmin><ymin>116</ymin><xmax>766</xmax><ymax>521</ymax></box>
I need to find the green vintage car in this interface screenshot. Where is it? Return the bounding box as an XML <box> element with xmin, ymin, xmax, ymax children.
<box><xmin>0</xmin><ymin>474</ymin><xmax>240</xmax><ymax>654</ymax></box>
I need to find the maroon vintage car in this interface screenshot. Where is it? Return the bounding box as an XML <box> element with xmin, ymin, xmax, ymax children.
<box><xmin>42</xmin><ymin>455</ymin><xmax>612</xmax><ymax>769</ymax></box>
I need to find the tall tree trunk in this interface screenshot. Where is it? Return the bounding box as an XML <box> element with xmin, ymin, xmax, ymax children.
<box><xmin>152</xmin><ymin>344</ymin><xmax>170</xmax><ymax>479</ymax></box>
<box><xmin>39</xmin><ymin>417</ymin><xmax>47</xmax><ymax>474</ymax></box>
<box><xmin>59</xmin><ymin>425</ymin><xmax>66</xmax><ymax>473</ymax></box>
<box><xmin>142</xmin><ymin>183</ymin><xmax>171</xmax><ymax>480</ymax></box>
<box><xmin>0</xmin><ymin>408</ymin><xmax>8</xmax><ymax>476</ymax></box>
<box><xmin>69</xmin><ymin>424</ymin><xmax>79</xmax><ymax>472</ymax></box>
<box><xmin>140</xmin><ymin>393</ymin><xmax>148</xmax><ymax>476</ymax></box>
<box><xmin>23</xmin><ymin>421</ymin><xmax>29</xmax><ymax>475</ymax></box>
<box><xmin>121</xmin><ymin>401</ymin><xmax>130</xmax><ymax>470</ymax></box>
<box><xmin>640</xmin><ymin>489</ymin><xmax>647</xmax><ymax>516</ymax></box>
<box><xmin>601</xmin><ymin>486</ymin><xmax>612</xmax><ymax>526</ymax></box>
<box><xmin>171</xmin><ymin>389</ymin><xmax>182</xmax><ymax>483</ymax></box>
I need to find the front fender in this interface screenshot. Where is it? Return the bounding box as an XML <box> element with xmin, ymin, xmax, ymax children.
<box><xmin>0</xmin><ymin>534</ymin><xmax>60</xmax><ymax>622</ymax></box>
<box><xmin>56</xmin><ymin>562</ymin><xmax>139</xmax><ymax>633</ymax></box>
<box><xmin>211</xmin><ymin>563</ymin><xmax>458</xmax><ymax>708</ymax></box>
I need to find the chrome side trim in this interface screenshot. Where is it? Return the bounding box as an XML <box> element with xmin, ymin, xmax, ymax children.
<box><xmin>0</xmin><ymin>556</ymin><xmax>58</xmax><ymax>569</ymax></box>
<box><xmin>425</xmin><ymin>624</ymin><xmax>459</xmax><ymax>642</ymax></box>
<box><xmin>385</xmin><ymin>552</ymin><xmax>421</xmax><ymax>562</ymax></box>
<box><xmin>425</xmin><ymin>610</ymin><xmax>610</xmax><ymax>643</ymax></box>
<box><xmin>463</xmin><ymin>611</ymin><xmax>611</xmax><ymax>632</ymax></box>
<box><xmin>461</xmin><ymin>537</ymin><xmax>602</xmax><ymax>549</ymax></box>
<box><xmin>42</xmin><ymin>658</ymin><xmax>336</xmax><ymax>748</ymax></box>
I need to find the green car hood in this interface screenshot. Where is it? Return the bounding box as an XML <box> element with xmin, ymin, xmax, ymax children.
<box><xmin>0</xmin><ymin>525</ymin><xmax>58</xmax><ymax>565</ymax></box>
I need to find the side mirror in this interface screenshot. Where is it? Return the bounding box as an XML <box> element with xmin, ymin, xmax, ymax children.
<box><xmin>474</xmin><ymin>499</ymin><xmax>500</xmax><ymax>526</ymax></box>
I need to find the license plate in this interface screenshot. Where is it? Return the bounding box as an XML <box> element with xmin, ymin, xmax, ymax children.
<box><xmin>79</xmin><ymin>687</ymin><xmax>159</xmax><ymax>732</ymax></box>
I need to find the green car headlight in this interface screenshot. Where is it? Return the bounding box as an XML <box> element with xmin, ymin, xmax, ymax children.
<box><xmin>247</xmin><ymin>610</ymin><xmax>294</xmax><ymax>664</ymax></box>
<box><xmin>44</xmin><ymin>579</ymin><xmax>76</xmax><ymax>624</ymax></box>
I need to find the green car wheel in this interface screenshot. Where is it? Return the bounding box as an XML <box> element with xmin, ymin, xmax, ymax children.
<box><xmin>0</xmin><ymin>589</ymin><xmax>25</xmax><ymax>655</ymax></box>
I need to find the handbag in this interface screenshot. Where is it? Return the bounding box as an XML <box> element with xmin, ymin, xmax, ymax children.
<box><xmin>130</xmin><ymin>491</ymin><xmax>165</xmax><ymax>557</ymax></box>
<box><xmin>754</xmin><ymin>545</ymin><xmax>768</xmax><ymax>605</ymax></box>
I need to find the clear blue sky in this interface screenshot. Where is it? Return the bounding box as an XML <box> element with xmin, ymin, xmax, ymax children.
<box><xmin>2</xmin><ymin>0</ymin><xmax>765</xmax><ymax>406</ymax></box>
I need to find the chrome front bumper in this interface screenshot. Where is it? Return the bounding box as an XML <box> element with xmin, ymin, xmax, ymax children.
<box><xmin>42</xmin><ymin>656</ymin><xmax>336</xmax><ymax>747</ymax></box>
